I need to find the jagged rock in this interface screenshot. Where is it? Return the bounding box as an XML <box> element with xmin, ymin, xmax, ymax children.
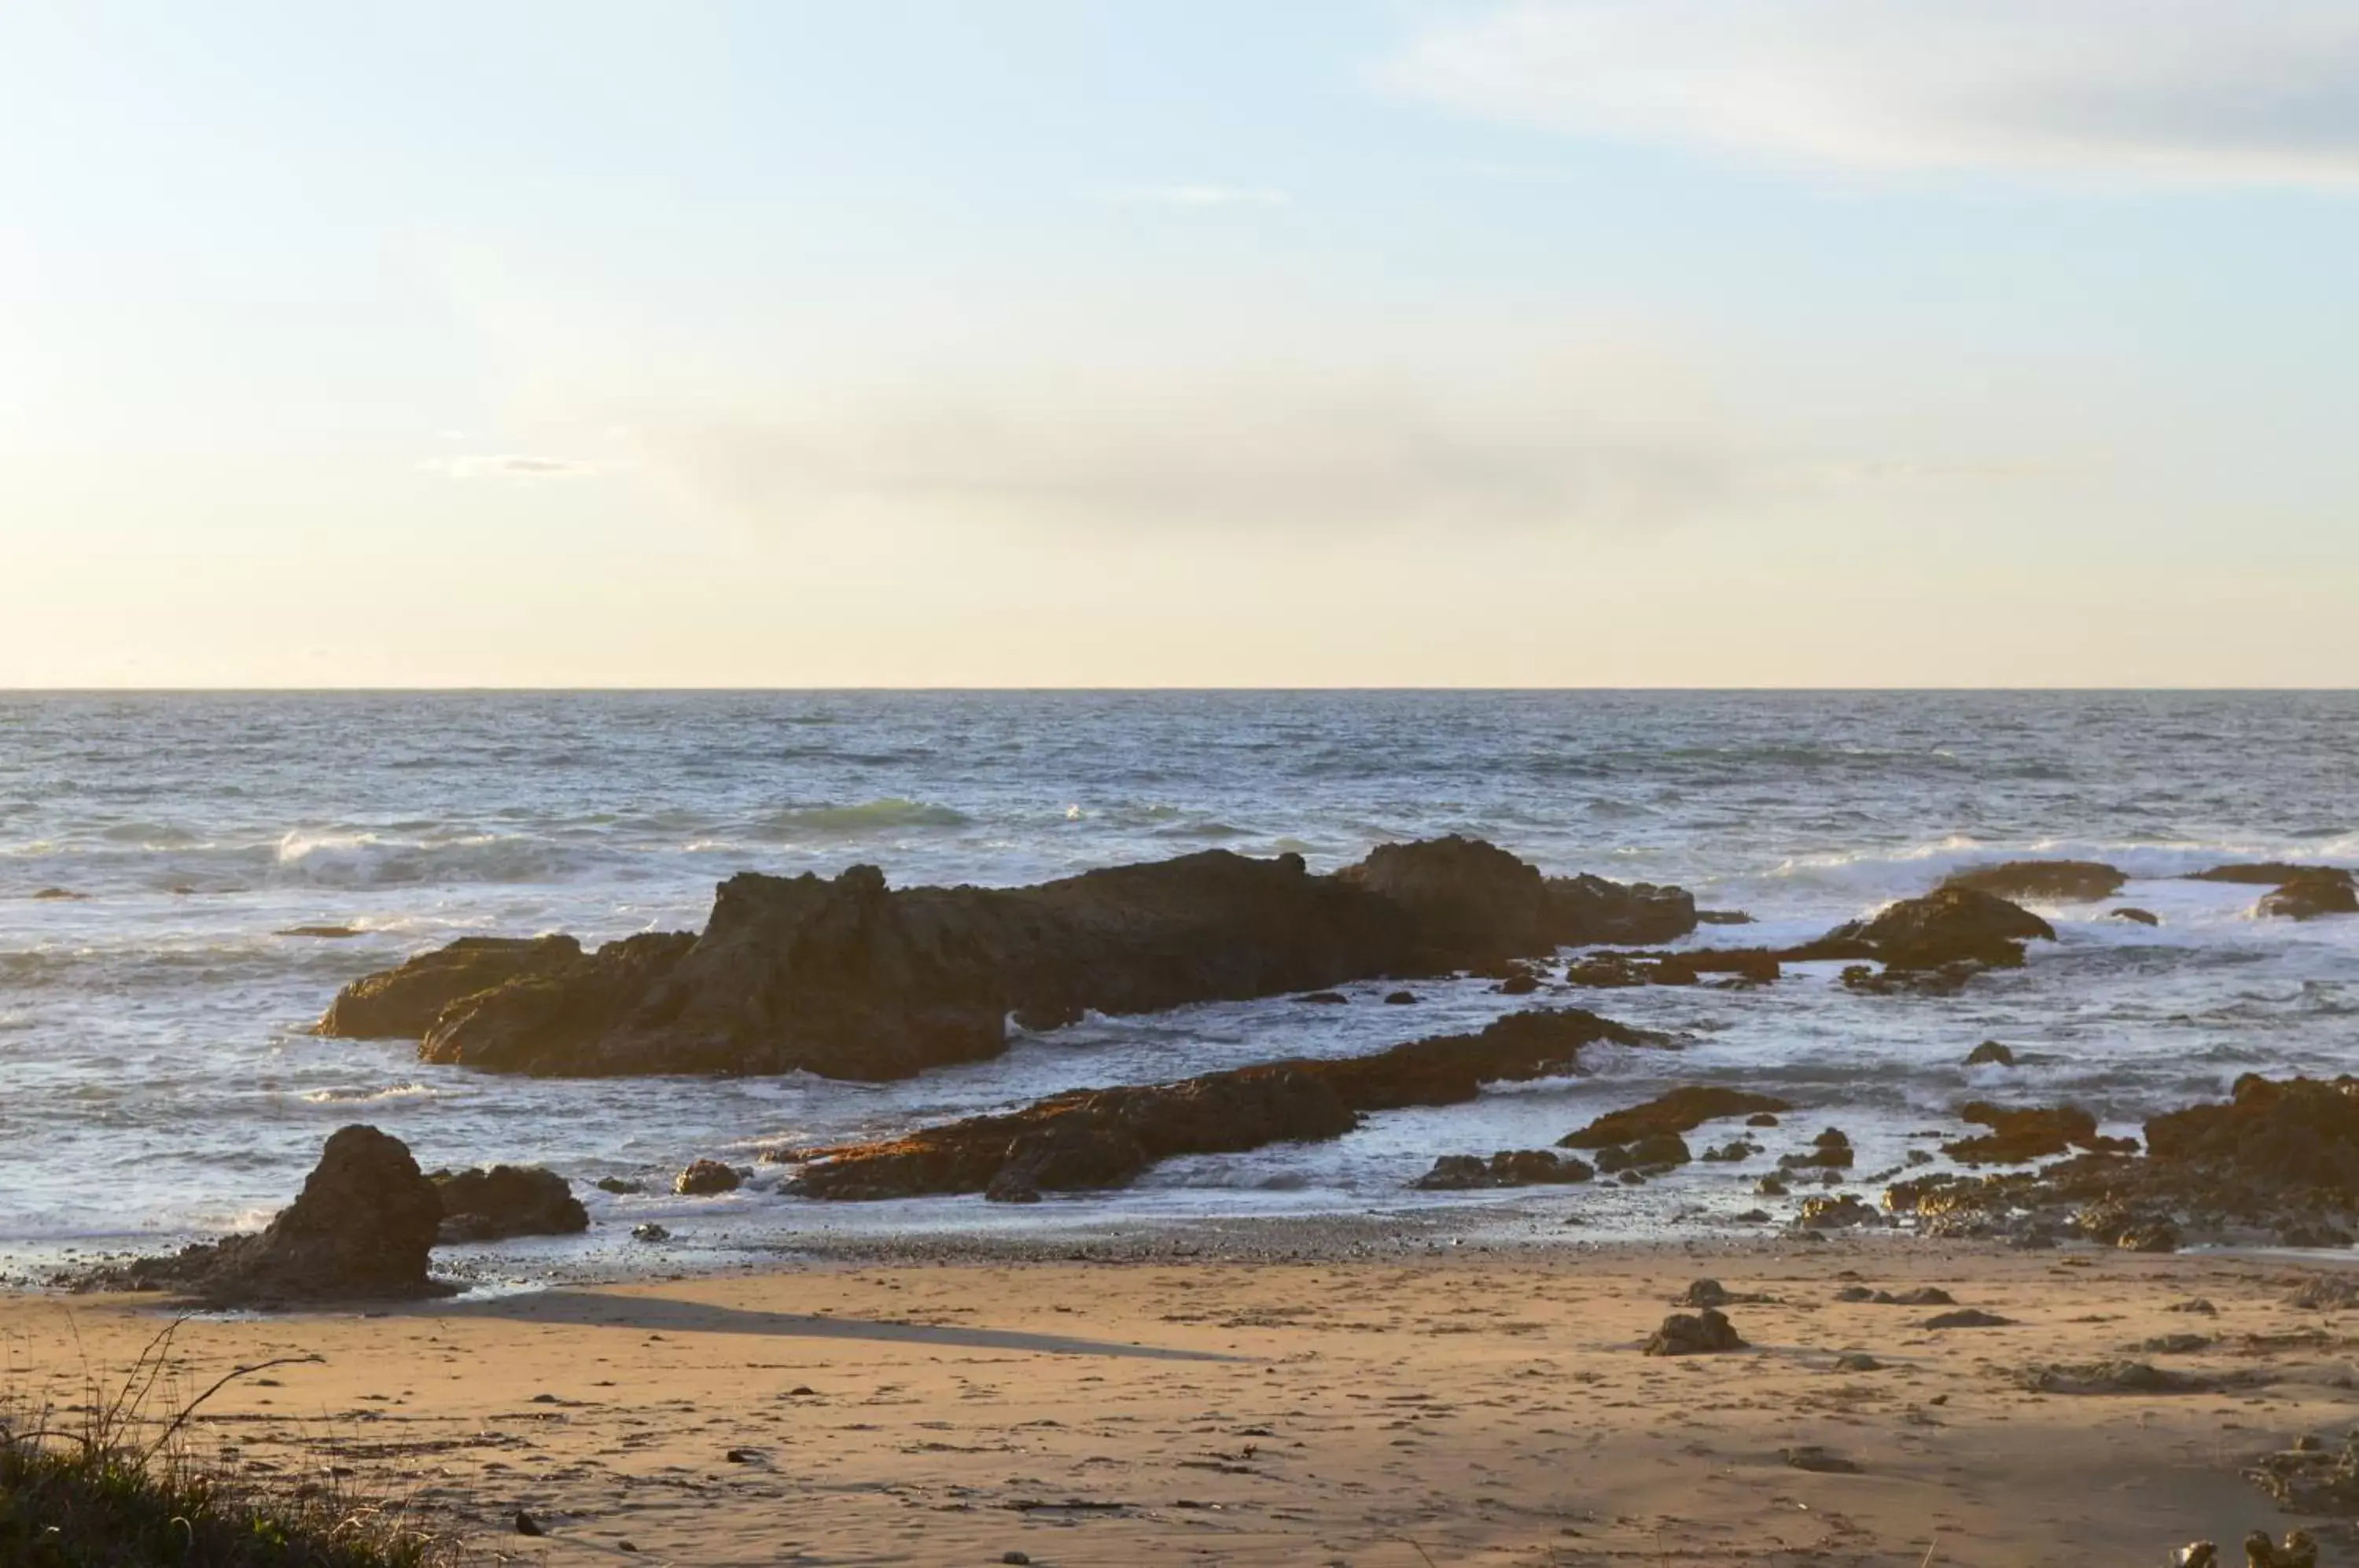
<box><xmin>2251</xmin><ymin>1431</ymin><xmax>2359</xmax><ymax>1518</ymax></box>
<box><xmin>432</xmin><ymin>1165</ymin><xmax>590</xmax><ymax>1243</ymax></box>
<box><xmin>83</xmin><ymin>1126</ymin><xmax>449</xmax><ymax>1305</ymax></box>
<box><xmin>1414</xmin><ymin>1150</ymin><xmax>1594</xmax><ymax>1190</ymax></box>
<box><xmin>2258</xmin><ymin>872</ymin><xmax>2359</xmax><ymax>921</ymax></box>
<box><xmin>1559</xmin><ymin>1087</ymin><xmax>1793</xmax><ymax>1150</ymax></box>
<box><xmin>330</xmin><ymin>841</ymin><xmax>1694</xmax><ymax>1080</ymax></box>
<box><xmin>789</xmin><ymin>1009</ymin><xmax>1643</xmax><ymax>1201</ymax></box>
<box><xmin>318</xmin><ymin>935</ymin><xmax>583</xmax><ymax>1039</ymax></box>
<box><xmin>1824</xmin><ymin>888</ymin><xmax>2055</xmax><ymax>973</ymax></box>
<box><xmin>2110</xmin><ymin>907</ymin><xmax>2161</xmax><ymax>926</ymax></box>
<box><xmin>1796</xmin><ymin>1194</ymin><xmax>1880</xmax><ymax>1230</ymax></box>
<box><xmin>675</xmin><ymin>1159</ymin><xmax>742</xmax><ymax>1195</ymax></box>
<box><xmin>1943</xmin><ymin>860</ymin><xmax>2127</xmax><ymax>902</ymax></box>
<box><xmin>1964</xmin><ymin>1040</ymin><xmax>2016</xmax><ymax>1067</ymax></box>
<box><xmin>1943</xmin><ymin>1102</ymin><xmax>2133</xmax><ymax>1164</ymax></box>
<box><xmin>1643</xmin><ymin>1308</ymin><xmax>1746</xmax><ymax>1356</ymax></box>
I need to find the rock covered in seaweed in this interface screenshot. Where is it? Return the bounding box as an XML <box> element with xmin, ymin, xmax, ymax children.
<box><xmin>1943</xmin><ymin>860</ymin><xmax>2127</xmax><ymax>902</ymax></box>
<box><xmin>2257</xmin><ymin>872</ymin><xmax>2359</xmax><ymax>921</ymax></box>
<box><xmin>318</xmin><ymin>839</ymin><xmax>1701</xmax><ymax>1080</ymax></box>
<box><xmin>1559</xmin><ymin>1086</ymin><xmax>1792</xmax><ymax>1149</ymax></box>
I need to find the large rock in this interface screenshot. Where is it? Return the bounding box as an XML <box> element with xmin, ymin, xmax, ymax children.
<box><xmin>324</xmin><ymin>841</ymin><xmax>1699</xmax><ymax>1079</ymax></box>
<box><xmin>318</xmin><ymin>935</ymin><xmax>582</xmax><ymax>1039</ymax></box>
<box><xmin>1415</xmin><ymin>1150</ymin><xmax>1595</xmax><ymax>1190</ymax></box>
<box><xmin>1943</xmin><ymin>860</ymin><xmax>2127</xmax><ymax>902</ymax></box>
<box><xmin>1824</xmin><ymin>887</ymin><xmax>2055</xmax><ymax>972</ymax></box>
<box><xmin>2257</xmin><ymin>871</ymin><xmax>2359</xmax><ymax>921</ymax></box>
<box><xmin>2187</xmin><ymin>863</ymin><xmax>2355</xmax><ymax>887</ymax></box>
<box><xmin>432</xmin><ymin>1165</ymin><xmax>590</xmax><ymax>1243</ymax></box>
<box><xmin>1941</xmin><ymin>1102</ymin><xmax>2131</xmax><ymax>1164</ymax></box>
<box><xmin>786</xmin><ymin>1008</ymin><xmax>1644</xmax><ymax>1202</ymax></box>
<box><xmin>91</xmin><ymin>1126</ymin><xmax>450</xmax><ymax>1305</ymax></box>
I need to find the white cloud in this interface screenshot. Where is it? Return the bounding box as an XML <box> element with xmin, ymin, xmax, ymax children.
<box><xmin>1095</xmin><ymin>183</ymin><xmax>1292</xmax><ymax>207</ymax></box>
<box><xmin>623</xmin><ymin>359</ymin><xmax>1751</xmax><ymax>538</ymax></box>
<box><xmin>1386</xmin><ymin>1</ymin><xmax>2359</xmax><ymax>186</ymax></box>
<box><xmin>420</xmin><ymin>453</ymin><xmax>598</xmax><ymax>480</ymax></box>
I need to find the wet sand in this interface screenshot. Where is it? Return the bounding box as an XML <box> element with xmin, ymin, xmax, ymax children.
<box><xmin>6</xmin><ymin>1238</ymin><xmax>2356</xmax><ymax>1566</ymax></box>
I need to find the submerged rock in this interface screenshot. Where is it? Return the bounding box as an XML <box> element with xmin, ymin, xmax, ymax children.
<box><xmin>2109</xmin><ymin>907</ymin><xmax>2161</xmax><ymax>926</ymax></box>
<box><xmin>86</xmin><ymin>1125</ymin><xmax>449</xmax><ymax>1305</ymax></box>
<box><xmin>2188</xmin><ymin>863</ymin><xmax>2355</xmax><ymax>887</ymax></box>
<box><xmin>432</xmin><ymin>1165</ymin><xmax>590</xmax><ymax>1243</ymax></box>
<box><xmin>1963</xmin><ymin>1040</ymin><xmax>2017</xmax><ymax>1067</ymax></box>
<box><xmin>1943</xmin><ymin>860</ymin><xmax>2127</xmax><ymax>902</ymax></box>
<box><xmin>1414</xmin><ymin>1149</ymin><xmax>1594</xmax><ymax>1191</ymax></box>
<box><xmin>1559</xmin><ymin>1086</ymin><xmax>1793</xmax><ymax>1150</ymax></box>
<box><xmin>786</xmin><ymin>1008</ymin><xmax>1644</xmax><ymax>1202</ymax></box>
<box><xmin>323</xmin><ymin>839</ymin><xmax>1697</xmax><ymax>1079</ymax></box>
<box><xmin>1822</xmin><ymin>887</ymin><xmax>2055</xmax><ymax>974</ymax></box>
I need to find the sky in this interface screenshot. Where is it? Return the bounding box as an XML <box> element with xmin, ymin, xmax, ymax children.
<box><xmin>2</xmin><ymin>0</ymin><xmax>2355</xmax><ymax>688</ymax></box>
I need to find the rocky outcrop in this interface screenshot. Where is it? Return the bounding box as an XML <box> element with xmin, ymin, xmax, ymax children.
<box><xmin>1559</xmin><ymin>1086</ymin><xmax>1792</xmax><ymax>1148</ymax></box>
<box><xmin>1944</xmin><ymin>860</ymin><xmax>2127</xmax><ymax>902</ymax></box>
<box><xmin>321</xmin><ymin>839</ymin><xmax>1698</xmax><ymax>1080</ymax></box>
<box><xmin>1560</xmin><ymin>949</ymin><xmax>1781</xmax><ymax>988</ymax></box>
<box><xmin>1414</xmin><ymin>1150</ymin><xmax>1594</xmax><ymax>1190</ymax></box>
<box><xmin>1643</xmin><ymin>1308</ymin><xmax>1745</xmax><ymax>1355</ymax></box>
<box><xmin>674</xmin><ymin>1159</ymin><xmax>742</xmax><ymax>1195</ymax></box>
<box><xmin>86</xmin><ymin>1126</ymin><xmax>449</xmax><ymax>1305</ymax></box>
<box><xmin>2257</xmin><ymin>872</ymin><xmax>2359</xmax><ymax>921</ymax></box>
<box><xmin>1822</xmin><ymin>887</ymin><xmax>2055</xmax><ymax>972</ymax></box>
<box><xmin>785</xmin><ymin>1008</ymin><xmax>1645</xmax><ymax>1202</ymax></box>
<box><xmin>318</xmin><ymin>935</ymin><xmax>583</xmax><ymax>1039</ymax></box>
<box><xmin>1889</xmin><ymin>1074</ymin><xmax>2359</xmax><ymax>1249</ymax></box>
<box><xmin>432</xmin><ymin>1165</ymin><xmax>589</xmax><ymax>1243</ymax></box>
<box><xmin>1942</xmin><ymin>1102</ymin><xmax>2133</xmax><ymax>1165</ymax></box>
<box><xmin>2110</xmin><ymin>907</ymin><xmax>2160</xmax><ymax>926</ymax></box>
<box><xmin>2188</xmin><ymin>863</ymin><xmax>2354</xmax><ymax>887</ymax></box>
<box><xmin>1964</xmin><ymin>1040</ymin><xmax>2017</xmax><ymax>1067</ymax></box>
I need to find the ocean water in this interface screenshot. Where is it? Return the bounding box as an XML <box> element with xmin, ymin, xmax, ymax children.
<box><xmin>2</xmin><ymin>690</ymin><xmax>2354</xmax><ymax>1275</ymax></box>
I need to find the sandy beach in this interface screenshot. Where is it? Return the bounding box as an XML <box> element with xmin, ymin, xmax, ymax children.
<box><xmin>9</xmin><ymin>1235</ymin><xmax>2356</xmax><ymax>1566</ymax></box>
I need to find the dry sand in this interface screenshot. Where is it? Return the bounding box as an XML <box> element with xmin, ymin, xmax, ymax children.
<box><xmin>8</xmin><ymin>1239</ymin><xmax>2359</xmax><ymax>1566</ymax></box>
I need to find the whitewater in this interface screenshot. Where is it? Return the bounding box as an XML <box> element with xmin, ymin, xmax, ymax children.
<box><xmin>2</xmin><ymin>690</ymin><xmax>2354</xmax><ymax>1279</ymax></box>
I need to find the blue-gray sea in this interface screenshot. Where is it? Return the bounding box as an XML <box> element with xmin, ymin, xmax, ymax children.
<box><xmin>2</xmin><ymin>690</ymin><xmax>2354</xmax><ymax>1276</ymax></box>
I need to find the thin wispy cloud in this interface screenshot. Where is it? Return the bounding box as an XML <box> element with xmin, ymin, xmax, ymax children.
<box><xmin>1386</xmin><ymin>1</ymin><xmax>2359</xmax><ymax>186</ymax></box>
<box><xmin>1094</xmin><ymin>183</ymin><xmax>1292</xmax><ymax>207</ymax></box>
<box><xmin>419</xmin><ymin>454</ymin><xmax>598</xmax><ymax>480</ymax></box>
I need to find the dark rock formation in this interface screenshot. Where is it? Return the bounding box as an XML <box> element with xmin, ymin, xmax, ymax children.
<box><xmin>432</xmin><ymin>1165</ymin><xmax>589</xmax><ymax>1243</ymax></box>
<box><xmin>1643</xmin><ymin>1308</ymin><xmax>1746</xmax><ymax>1355</ymax></box>
<box><xmin>2188</xmin><ymin>863</ymin><xmax>2355</xmax><ymax>887</ymax></box>
<box><xmin>1923</xmin><ymin>1309</ymin><xmax>2015</xmax><ymax>1328</ymax></box>
<box><xmin>1594</xmin><ymin>1133</ymin><xmax>1691</xmax><ymax>1173</ymax></box>
<box><xmin>1964</xmin><ymin>1040</ymin><xmax>2017</xmax><ymax>1067</ymax></box>
<box><xmin>595</xmin><ymin>1176</ymin><xmax>646</xmax><ymax>1194</ymax></box>
<box><xmin>1414</xmin><ymin>1150</ymin><xmax>1594</xmax><ymax>1190</ymax></box>
<box><xmin>1561</xmin><ymin>948</ymin><xmax>1781</xmax><ymax>988</ymax></box>
<box><xmin>1943</xmin><ymin>1102</ymin><xmax>2133</xmax><ymax>1164</ymax></box>
<box><xmin>675</xmin><ymin>1159</ymin><xmax>742</xmax><ymax>1196</ymax></box>
<box><xmin>320</xmin><ymin>839</ymin><xmax>1696</xmax><ymax>1080</ymax></box>
<box><xmin>2110</xmin><ymin>907</ymin><xmax>2161</xmax><ymax>926</ymax></box>
<box><xmin>786</xmin><ymin>1009</ymin><xmax>1644</xmax><ymax>1202</ymax></box>
<box><xmin>84</xmin><ymin>1126</ymin><xmax>449</xmax><ymax>1305</ymax></box>
<box><xmin>1560</xmin><ymin>1087</ymin><xmax>1792</xmax><ymax>1149</ymax></box>
<box><xmin>1824</xmin><ymin>888</ymin><xmax>2055</xmax><ymax>971</ymax></box>
<box><xmin>1944</xmin><ymin>860</ymin><xmax>2128</xmax><ymax>902</ymax></box>
<box><xmin>2251</xmin><ymin>1433</ymin><xmax>2359</xmax><ymax>1518</ymax></box>
<box><xmin>1795</xmin><ymin>1194</ymin><xmax>1880</xmax><ymax>1230</ymax></box>
<box><xmin>1779</xmin><ymin>1128</ymin><xmax>1854</xmax><ymax>1170</ymax></box>
<box><xmin>318</xmin><ymin>935</ymin><xmax>583</xmax><ymax>1039</ymax></box>
<box><xmin>2258</xmin><ymin>872</ymin><xmax>2359</xmax><ymax>921</ymax></box>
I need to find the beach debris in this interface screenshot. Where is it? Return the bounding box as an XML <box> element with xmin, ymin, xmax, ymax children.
<box><xmin>1943</xmin><ymin>859</ymin><xmax>2127</xmax><ymax>902</ymax></box>
<box><xmin>1643</xmin><ymin>1307</ymin><xmax>1746</xmax><ymax>1356</ymax></box>
<box><xmin>1964</xmin><ymin>1040</ymin><xmax>2017</xmax><ymax>1067</ymax></box>
<box><xmin>1414</xmin><ymin>1150</ymin><xmax>1593</xmax><ymax>1190</ymax></box>
<box><xmin>74</xmin><ymin>1124</ymin><xmax>450</xmax><ymax>1305</ymax></box>
<box><xmin>630</xmin><ymin>1223</ymin><xmax>671</xmax><ymax>1242</ymax></box>
<box><xmin>2250</xmin><ymin>1430</ymin><xmax>2359</xmax><ymax>1516</ymax></box>
<box><xmin>1781</xmin><ymin>1445</ymin><xmax>1862</xmax><ymax>1474</ymax></box>
<box><xmin>787</xmin><ymin>1008</ymin><xmax>1645</xmax><ymax>1202</ymax></box>
<box><xmin>1943</xmin><ymin>1102</ymin><xmax>2133</xmax><ymax>1164</ymax></box>
<box><xmin>325</xmin><ymin>836</ymin><xmax>1695</xmax><ymax>1078</ymax></box>
<box><xmin>675</xmin><ymin>1159</ymin><xmax>742</xmax><ymax>1196</ymax></box>
<box><xmin>1560</xmin><ymin>1086</ymin><xmax>1793</xmax><ymax>1149</ymax></box>
<box><xmin>1924</xmin><ymin>1309</ymin><xmax>2015</xmax><ymax>1328</ymax></box>
<box><xmin>432</xmin><ymin>1164</ymin><xmax>589</xmax><ymax>1242</ymax></box>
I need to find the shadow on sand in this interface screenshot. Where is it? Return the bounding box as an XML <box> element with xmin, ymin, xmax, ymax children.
<box><xmin>403</xmin><ymin>1287</ymin><xmax>1235</xmax><ymax>1362</ymax></box>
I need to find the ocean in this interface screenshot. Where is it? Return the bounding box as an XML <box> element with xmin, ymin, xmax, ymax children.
<box><xmin>2</xmin><ymin>690</ymin><xmax>2354</xmax><ymax>1279</ymax></box>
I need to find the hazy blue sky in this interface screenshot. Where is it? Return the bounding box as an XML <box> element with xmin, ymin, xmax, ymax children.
<box><xmin>4</xmin><ymin>2</ymin><xmax>2355</xmax><ymax>686</ymax></box>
